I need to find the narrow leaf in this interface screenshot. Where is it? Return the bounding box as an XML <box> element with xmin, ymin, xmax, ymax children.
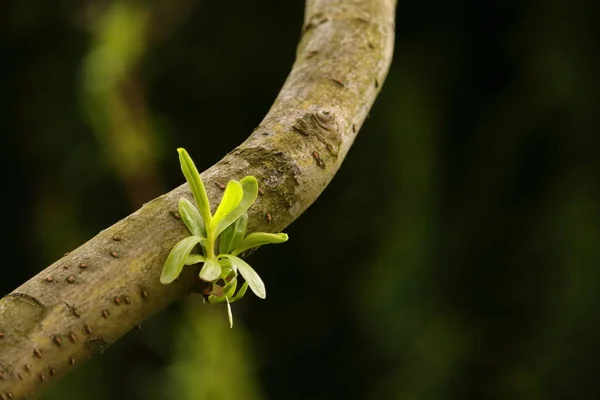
<box><xmin>219</xmin><ymin>263</ymin><xmax>238</xmax><ymax>300</ymax></box>
<box><xmin>215</xmin><ymin>258</ymin><xmax>235</xmax><ymax>291</ymax></box>
<box><xmin>199</xmin><ymin>256</ymin><xmax>221</xmax><ymax>281</ymax></box>
<box><xmin>226</xmin><ymin>297</ymin><xmax>234</xmax><ymax>328</ymax></box>
<box><xmin>230</xmin><ymin>281</ymin><xmax>248</xmax><ymax>303</ymax></box>
<box><xmin>223</xmin><ymin>278</ymin><xmax>238</xmax><ymax>299</ymax></box>
<box><xmin>214</xmin><ymin>176</ymin><xmax>258</xmax><ymax>237</ymax></box>
<box><xmin>222</xmin><ymin>255</ymin><xmax>266</xmax><ymax>299</ymax></box>
<box><xmin>184</xmin><ymin>254</ymin><xmax>206</xmax><ymax>265</ymax></box>
<box><xmin>160</xmin><ymin>236</ymin><xmax>203</xmax><ymax>284</ymax></box>
<box><xmin>178</xmin><ymin>148</ymin><xmax>211</xmax><ymax>226</ymax></box>
<box><xmin>178</xmin><ymin>198</ymin><xmax>206</xmax><ymax>238</ymax></box>
<box><xmin>210</xmin><ymin>180</ymin><xmax>243</xmax><ymax>234</ymax></box>
<box><xmin>232</xmin><ymin>232</ymin><xmax>289</xmax><ymax>255</ymax></box>
<box><xmin>219</xmin><ymin>212</ymin><xmax>248</xmax><ymax>254</ymax></box>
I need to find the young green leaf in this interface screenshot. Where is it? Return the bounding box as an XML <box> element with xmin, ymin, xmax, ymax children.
<box><xmin>213</xmin><ymin>176</ymin><xmax>258</xmax><ymax>237</ymax></box>
<box><xmin>177</xmin><ymin>148</ymin><xmax>211</xmax><ymax>226</ymax></box>
<box><xmin>210</xmin><ymin>180</ymin><xmax>243</xmax><ymax>234</ymax></box>
<box><xmin>219</xmin><ymin>212</ymin><xmax>248</xmax><ymax>255</ymax></box>
<box><xmin>184</xmin><ymin>254</ymin><xmax>206</xmax><ymax>265</ymax></box>
<box><xmin>211</xmin><ymin>258</ymin><xmax>235</xmax><ymax>293</ymax></box>
<box><xmin>160</xmin><ymin>236</ymin><xmax>203</xmax><ymax>284</ymax></box>
<box><xmin>199</xmin><ymin>256</ymin><xmax>221</xmax><ymax>281</ymax></box>
<box><xmin>222</xmin><ymin>278</ymin><xmax>238</xmax><ymax>299</ymax></box>
<box><xmin>207</xmin><ymin>277</ymin><xmax>237</xmax><ymax>304</ymax></box>
<box><xmin>231</xmin><ymin>232</ymin><xmax>289</xmax><ymax>255</ymax></box>
<box><xmin>178</xmin><ymin>198</ymin><xmax>206</xmax><ymax>238</ymax></box>
<box><xmin>221</xmin><ymin>255</ymin><xmax>266</xmax><ymax>299</ymax></box>
<box><xmin>217</xmin><ymin>256</ymin><xmax>234</xmax><ymax>274</ymax></box>
<box><xmin>230</xmin><ymin>281</ymin><xmax>248</xmax><ymax>303</ymax></box>
<box><xmin>226</xmin><ymin>297</ymin><xmax>234</xmax><ymax>328</ymax></box>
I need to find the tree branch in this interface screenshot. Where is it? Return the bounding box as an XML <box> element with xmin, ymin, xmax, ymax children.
<box><xmin>0</xmin><ymin>0</ymin><xmax>396</xmax><ymax>398</ymax></box>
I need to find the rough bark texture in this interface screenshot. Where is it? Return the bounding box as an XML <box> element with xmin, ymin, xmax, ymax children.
<box><xmin>0</xmin><ymin>0</ymin><xmax>396</xmax><ymax>398</ymax></box>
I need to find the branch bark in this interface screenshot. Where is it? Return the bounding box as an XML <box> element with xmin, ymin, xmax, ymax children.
<box><xmin>0</xmin><ymin>0</ymin><xmax>396</xmax><ymax>398</ymax></box>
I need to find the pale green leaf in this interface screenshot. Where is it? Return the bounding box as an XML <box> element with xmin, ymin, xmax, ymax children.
<box><xmin>184</xmin><ymin>254</ymin><xmax>206</xmax><ymax>265</ymax></box>
<box><xmin>226</xmin><ymin>297</ymin><xmax>234</xmax><ymax>328</ymax></box>
<box><xmin>221</xmin><ymin>255</ymin><xmax>265</xmax><ymax>299</ymax></box>
<box><xmin>217</xmin><ymin>256</ymin><xmax>234</xmax><ymax>276</ymax></box>
<box><xmin>160</xmin><ymin>236</ymin><xmax>203</xmax><ymax>284</ymax></box>
<box><xmin>223</xmin><ymin>278</ymin><xmax>238</xmax><ymax>300</ymax></box>
<box><xmin>213</xmin><ymin>176</ymin><xmax>258</xmax><ymax>237</ymax></box>
<box><xmin>199</xmin><ymin>256</ymin><xmax>221</xmax><ymax>281</ymax></box>
<box><xmin>210</xmin><ymin>180</ymin><xmax>243</xmax><ymax>234</ymax></box>
<box><xmin>178</xmin><ymin>198</ymin><xmax>206</xmax><ymax>238</ymax></box>
<box><xmin>178</xmin><ymin>148</ymin><xmax>211</xmax><ymax>226</ymax></box>
<box><xmin>219</xmin><ymin>212</ymin><xmax>248</xmax><ymax>254</ymax></box>
<box><xmin>231</xmin><ymin>232</ymin><xmax>289</xmax><ymax>255</ymax></box>
<box><xmin>230</xmin><ymin>281</ymin><xmax>248</xmax><ymax>303</ymax></box>
<box><xmin>217</xmin><ymin>257</ymin><xmax>233</xmax><ymax>276</ymax></box>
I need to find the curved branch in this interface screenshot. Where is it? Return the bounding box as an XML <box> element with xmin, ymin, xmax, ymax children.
<box><xmin>0</xmin><ymin>0</ymin><xmax>396</xmax><ymax>398</ymax></box>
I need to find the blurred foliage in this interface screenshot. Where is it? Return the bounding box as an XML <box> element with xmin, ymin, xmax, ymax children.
<box><xmin>81</xmin><ymin>0</ymin><xmax>162</xmax><ymax>206</ymax></box>
<box><xmin>1</xmin><ymin>0</ymin><xmax>599</xmax><ymax>399</ymax></box>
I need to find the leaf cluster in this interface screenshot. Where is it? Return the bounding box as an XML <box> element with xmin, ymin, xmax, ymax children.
<box><xmin>160</xmin><ymin>148</ymin><xmax>288</xmax><ymax>327</ymax></box>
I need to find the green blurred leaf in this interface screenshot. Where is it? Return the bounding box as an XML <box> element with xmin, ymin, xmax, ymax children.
<box><xmin>178</xmin><ymin>148</ymin><xmax>211</xmax><ymax>226</ymax></box>
<box><xmin>199</xmin><ymin>256</ymin><xmax>221</xmax><ymax>281</ymax></box>
<box><xmin>213</xmin><ymin>176</ymin><xmax>258</xmax><ymax>237</ymax></box>
<box><xmin>178</xmin><ymin>198</ymin><xmax>206</xmax><ymax>238</ymax></box>
<box><xmin>219</xmin><ymin>212</ymin><xmax>248</xmax><ymax>254</ymax></box>
<box><xmin>160</xmin><ymin>236</ymin><xmax>203</xmax><ymax>284</ymax></box>
<box><xmin>232</xmin><ymin>232</ymin><xmax>288</xmax><ymax>255</ymax></box>
<box><xmin>222</xmin><ymin>255</ymin><xmax>265</xmax><ymax>299</ymax></box>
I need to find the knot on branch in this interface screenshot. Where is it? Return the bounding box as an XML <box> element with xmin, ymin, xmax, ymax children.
<box><xmin>292</xmin><ymin>110</ymin><xmax>342</xmax><ymax>156</ymax></box>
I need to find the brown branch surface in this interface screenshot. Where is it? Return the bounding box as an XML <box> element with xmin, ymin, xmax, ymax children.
<box><xmin>0</xmin><ymin>0</ymin><xmax>396</xmax><ymax>398</ymax></box>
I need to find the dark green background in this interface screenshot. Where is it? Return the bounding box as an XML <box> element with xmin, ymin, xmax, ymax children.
<box><xmin>1</xmin><ymin>0</ymin><xmax>599</xmax><ymax>399</ymax></box>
